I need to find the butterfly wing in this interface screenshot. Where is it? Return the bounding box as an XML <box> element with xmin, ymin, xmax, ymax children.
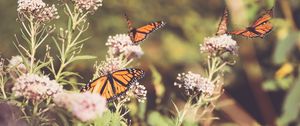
<box><xmin>81</xmin><ymin>68</ymin><xmax>145</xmax><ymax>101</ymax></box>
<box><xmin>251</xmin><ymin>8</ymin><xmax>273</xmax><ymax>27</ymax></box>
<box><xmin>216</xmin><ymin>9</ymin><xmax>229</xmax><ymax>35</ymax></box>
<box><xmin>124</xmin><ymin>13</ymin><xmax>134</xmax><ymax>31</ymax></box>
<box><xmin>228</xmin><ymin>28</ymin><xmax>261</xmax><ymax>38</ymax></box>
<box><xmin>80</xmin><ymin>76</ymin><xmax>114</xmax><ymax>99</ymax></box>
<box><xmin>130</xmin><ymin>21</ymin><xmax>166</xmax><ymax>44</ymax></box>
<box><xmin>228</xmin><ymin>8</ymin><xmax>273</xmax><ymax>38</ymax></box>
<box><xmin>253</xmin><ymin>21</ymin><xmax>273</xmax><ymax>38</ymax></box>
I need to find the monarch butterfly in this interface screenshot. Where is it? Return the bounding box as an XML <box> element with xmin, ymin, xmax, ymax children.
<box><xmin>80</xmin><ymin>68</ymin><xmax>145</xmax><ymax>101</ymax></box>
<box><xmin>125</xmin><ymin>14</ymin><xmax>166</xmax><ymax>44</ymax></box>
<box><xmin>216</xmin><ymin>9</ymin><xmax>229</xmax><ymax>36</ymax></box>
<box><xmin>228</xmin><ymin>8</ymin><xmax>273</xmax><ymax>38</ymax></box>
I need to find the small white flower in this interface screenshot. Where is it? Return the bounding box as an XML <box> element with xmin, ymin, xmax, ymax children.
<box><xmin>73</xmin><ymin>0</ymin><xmax>103</xmax><ymax>12</ymax></box>
<box><xmin>12</xmin><ymin>74</ymin><xmax>63</xmax><ymax>101</ymax></box>
<box><xmin>106</xmin><ymin>34</ymin><xmax>144</xmax><ymax>58</ymax></box>
<box><xmin>53</xmin><ymin>92</ymin><xmax>107</xmax><ymax>122</ymax></box>
<box><xmin>7</xmin><ymin>56</ymin><xmax>27</xmax><ymax>78</ymax></box>
<box><xmin>8</xmin><ymin>56</ymin><xmax>23</xmax><ymax>69</ymax></box>
<box><xmin>200</xmin><ymin>34</ymin><xmax>238</xmax><ymax>56</ymax></box>
<box><xmin>174</xmin><ymin>71</ymin><xmax>215</xmax><ymax>95</ymax></box>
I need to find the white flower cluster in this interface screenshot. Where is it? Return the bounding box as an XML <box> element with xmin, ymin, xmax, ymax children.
<box><xmin>17</xmin><ymin>0</ymin><xmax>46</xmax><ymax>12</ymax></box>
<box><xmin>7</xmin><ymin>56</ymin><xmax>27</xmax><ymax>79</ymax></box>
<box><xmin>8</xmin><ymin>56</ymin><xmax>24</xmax><ymax>69</ymax></box>
<box><xmin>106</xmin><ymin>34</ymin><xmax>144</xmax><ymax>58</ymax></box>
<box><xmin>53</xmin><ymin>92</ymin><xmax>107</xmax><ymax>122</ymax></box>
<box><xmin>35</xmin><ymin>5</ymin><xmax>59</xmax><ymax>22</ymax></box>
<box><xmin>174</xmin><ymin>71</ymin><xmax>215</xmax><ymax>95</ymax></box>
<box><xmin>73</xmin><ymin>0</ymin><xmax>103</xmax><ymax>12</ymax></box>
<box><xmin>12</xmin><ymin>74</ymin><xmax>63</xmax><ymax>101</ymax></box>
<box><xmin>17</xmin><ymin>0</ymin><xmax>59</xmax><ymax>22</ymax></box>
<box><xmin>94</xmin><ymin>56</ymin><xmax>125</xmax><ymax>77</ymax></box>
<box><xmin>119</xmin><ymin>82</ymin><xmax>147</xmax><ymax>103</ymax></box>
<box><xmin>200</xmin><ymin>34</ymin><xmax>239</xmax><ymax>56</ymax></box>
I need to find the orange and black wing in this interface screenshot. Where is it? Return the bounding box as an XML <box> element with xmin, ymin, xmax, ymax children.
<box><xmin>130</xmin><ymin>21</ymin><xmax>166</xmax><ymax>44</ymax></box>
<box><xmin>81</xmin><ymin>68</ymin><xmax>145</xmax><ymax>101</ymax></box>
<box><xmin>252</xmin><ymin>21</ymin><xmax>273</xmax><ymax>38</ymax></box>
<box><xmin>216</xmin><ymin>9</ymin><xmax>229</xmax><ymax>35</ymax></box>
<box><xmin>251</xmin><ymin>8</ymin><xmax>273</xmax><ymax>27</ymax></box>
<box><xmin>229</xmin><ymin>29</ymin><xmax>260</xmax><ymax>38</ymax></box>
<box><xmin>228</xmin><ymin>8</ymin><xmax>273</xmax><ymax>38</ymax></box>
<box><xmin>124</xmin><ymin>13</ymin><xmax>134</xmax><ymax>31</ymax></box>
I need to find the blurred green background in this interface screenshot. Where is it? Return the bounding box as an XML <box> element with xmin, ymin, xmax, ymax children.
<box><xmin>1</xmin><ymin>0</ymin><xmax>300</xmax><ymax>125</ymax></box>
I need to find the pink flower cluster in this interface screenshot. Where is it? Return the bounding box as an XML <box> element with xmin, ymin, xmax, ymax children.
<box><xmin>127</xmin><ymin>82</ymin><xmax>147</xmax><ymax>102</ymax></box>
<box><xmin>94</xmin><ymin>56</ymin><xmax>125</xmax><ymax>76</ymax></box>
<box><xmin>106</xmin><ymin>34</ymin><xmax>144</xmax><ymax>58</ymax></box>
<box><xmin>17</xmin><ymin>0</ymin><xmax>59</xmax><ymax>22</ymax></box>
<box><xmin>73</xmin><ymin>0</ymin><xmax>103</xmax><ymax>12</ymax></box>
<box><xmin>12</xmin><ymin>74</ymin><xmax>63</xmax><ymax>101</ymax></box>
<box><xmin>200</xmin><ymin>34</ymin><xmax>238</xmax><ymax>56</ymax></box>
<box><xmin>174</xmin><ymin>71</ymin><xmax>215</xmax><ymax>95</ymax></box>
<box><xmin>53</xmin><ymin>92</ymin><xmax>107</xmax><ymax>122</ymax></box>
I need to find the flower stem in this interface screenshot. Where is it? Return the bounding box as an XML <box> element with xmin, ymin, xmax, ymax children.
<box><xmin>208</xmin><ymin>57</ymin><xmax>226</xmax><ymax>81</ymax></box>
<box><xmin>0</xmin><ymin>75</ymin><xmax>7</xmax><ymax>99</ymax></box>
<box><xmin>32</xmin><ymin>101</ymin><xmax>40</xmax><ymax>125</ymax></box>
<box><xmin>54</xmin><ymin>4</ymin><xmax>83</xmax><ymax>82</ymax></box>
<box><xmin>208</xmin><ymin>57</ymin><xmax>217</xmax><ymax>81</ymax></box>
<box><xmin>29</xmin><ymin>15</ymin><xmax>37</xmax><ymax>73</ymax></box>
<box><xmin>175</xmin><ymin>106</ymin><xmax>188</xmax><ymax>126</ymax></box>
<box><xmin>113</xmin><ymin>99</ymin><xmax>129</xmax><ymax>124</ymax></box>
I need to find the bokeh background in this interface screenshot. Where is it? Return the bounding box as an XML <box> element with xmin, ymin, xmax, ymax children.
<box><xmin>1</xmin><ymin>0</ymin><xmax>300</xmax><ymax>125</ymax></box>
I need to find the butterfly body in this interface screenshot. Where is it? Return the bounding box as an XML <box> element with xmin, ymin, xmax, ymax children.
<box><xmin>246</xmin><ymin>26</ymin><xmax>262</xmax><ymax>35</ymax></box>
<box><xmin>124</xmin><ymin>14</ymin><xmax>165</xmax><ymax>44</ymax></box>
<box><xmin>81</xmin><ymin>68</ymin><xmax>145</xmax><ymax>101</ymax></box>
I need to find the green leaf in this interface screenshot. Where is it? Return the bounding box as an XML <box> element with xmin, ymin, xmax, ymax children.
<box><xmin>183</xmin><ymin>120</ymin><xmax>198</xmax><ymax>126</ymax></box>
<box><xmin>94</xmin><ymin>111</ymin><xmax>113</xmax><ymax>126</ymax></box>
<box><xmin>110</xmin><ymin>113</ymin><xmax>122</xmax><ymax>126</ymax></box>
<box><xmin>33</xmin><ymin>60</ymin><xmax>51</xmax><ymax>73</ymax></box>
<box><xmin>262</xmin><ymin>79</ymin><xmax>278</xmax><ymax>91</ymax></box>
<box><xmin>272</xmin><ymin>32</ymin><xmax>298</xmax><ymax>65</ymax></box>
<box><xmin>52</xmin><ymin>37</ymin><xmax>62</xmax><ymax>54</ymax></box>
<box><xmin>138</xmin><ymin>102</ymin><xmax>147</xmax><ymax>120</ymax></box>
<box><xmin>70</xmin><ymin>55</ymin><xmax>96</xmax><ymax>63</ymax></box>
<box><xmin>147</xmin><ymin>111</ymin><xmax>173</xmax><ymax>126</ymax></box>
<box><xmin>61</xmin><ymin>71</ymin><xmax>82</xmax><ymax>78</ymax></box>
<box><xmin>277</xmin><ymin>76</ymin><xmax>293</xmax><ymax>90</ymax></box>
<box><xmin>150</xmin><ymin>65</ymin><xmax>165</xmax><ymax>104</ymax></box>
<box><xmin>277</xmin><ymin>70</ymin><xmax>300</xmax><ymax>125</ymax></box>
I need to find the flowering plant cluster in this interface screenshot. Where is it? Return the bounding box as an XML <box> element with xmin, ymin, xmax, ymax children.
<box><xmin>171</xmin><ymin>33</ymin><xmax>239</xmax><ymax>125</ymax></box>
<box><xmin>0</xmin><ymin>0</ymin><xmax>111</xmax><ymax>125</ymax></box>
<box><xmin>0</xmin><ymin>0</ymin><xmax>242</xmax><ymax>125</ymax></box>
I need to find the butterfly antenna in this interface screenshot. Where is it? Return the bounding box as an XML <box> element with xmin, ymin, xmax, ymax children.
<box><xmin>124</xmin><ymin>13</ymin><xmax>133</xmax><ymax>30</ymax></box>
<box><xmin>269</xmin><ymin>7</ymin><xmax>274</xmax><ymax>17</ymax></box>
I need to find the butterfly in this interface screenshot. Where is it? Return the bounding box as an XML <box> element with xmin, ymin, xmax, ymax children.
<box><xmin>216</xmin><ymin>9</ymin><xmax>229</xmax><ymax>36</ymax></box>
<box><xmin>124</xmin><ymin>14</ymin><xmax>166</xmax><ymax>44</ymax></box>
<box><xmin>228</xmin><ymin>8</ymin><xmax>273</xmax><ymax>38</ymax></box>
<box><xmin>80</xmin><ymin>68</ymin><xmax>145</xmax><ymax>101</ymax></box>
